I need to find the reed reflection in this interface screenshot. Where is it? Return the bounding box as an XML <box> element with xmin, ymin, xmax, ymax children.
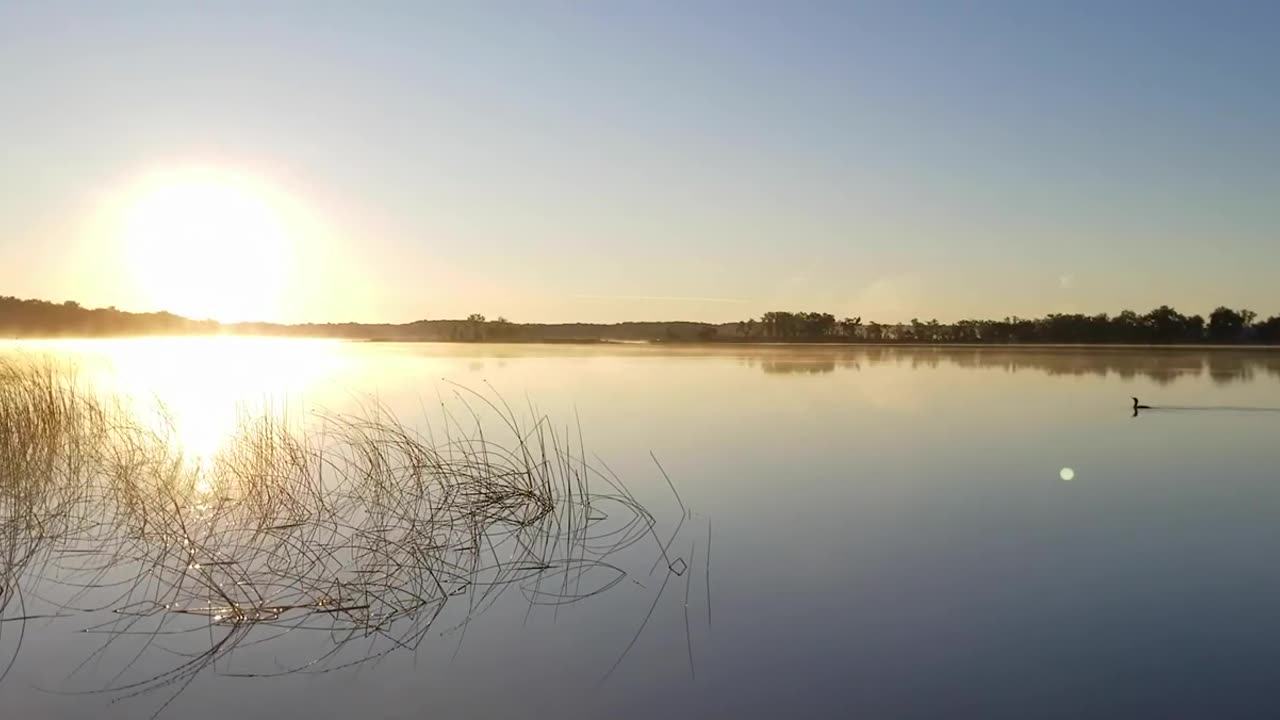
<box><xmin>0</xmin><ymin>358</ymin><xmax>704</xmax><ymax>716</ymax></box>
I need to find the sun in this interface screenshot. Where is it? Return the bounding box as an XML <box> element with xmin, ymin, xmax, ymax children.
<box><xmin>119</xmin><ymin>168</ymin><xmax>293</xmax><ymax>322</ymax></box>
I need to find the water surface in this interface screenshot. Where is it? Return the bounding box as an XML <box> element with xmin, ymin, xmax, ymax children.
<box><xmin>3</xmin><ymin>340</ymin><xmax>1280</xmax><ymax>719</ymax></box>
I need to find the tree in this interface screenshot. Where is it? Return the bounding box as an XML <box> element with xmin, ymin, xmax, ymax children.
<box><xmin>1143</xmin><ymin>306</ymin><xmax>1198</xmax><ymax>343</ymax></box>
<box><xmin>759</xmin><ymin>311</ymin><xmax>779</xmax><ymax>339</ymax></box>
<box><xmin>907</xmin><ymin>318</ymin><xmax>924</xmax><ymax>342</ymax></box>
<box><xmin>1113</xmin><ymin>310</ymin><xmax>1143</xmax><ymax>342</ymax></box>
<box><xmin>840</xmin><ymin>316</ymin><xmax>862</xmax><ymax>340</ymax></box>
<box><xmin>798</xmin><ymin>312</ymin><xmax>836</xmax><ymax>339</ymax></box>
<box><xmin>489</xmin><ymin>316</ymin><xmax>513</xmax><ymax>339</ymax></box>
<box><xmin>465</xmin><ymin>313</ymin><xmax>486</xmax><ymax>341</ymax></box>
<box><xmin>760</xmin><ymin>311</ymin><xmax>799</xmax><ymax>339</ymax></box>
<box><xmin>1254</xmin><ymin>315</ymin><xmax>1280</xmax><ymax>343</ymax></box>
<box><xmin>1208</xmin><ymin>306</ymin><xmax>1254</xmax><ymax>342</ymax></box>
<box><xmin>953</xmin><ymin>320</ymin><xmax>980</xmax><ymax>342</ymax></box>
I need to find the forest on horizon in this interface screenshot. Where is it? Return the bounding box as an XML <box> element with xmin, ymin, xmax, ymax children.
<box><xmin>3</xmin><ymin>295</ymin><xmax>1280</xmax><ymax>345</ymax></box>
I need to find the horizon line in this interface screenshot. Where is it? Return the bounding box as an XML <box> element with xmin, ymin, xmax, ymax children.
<box><xmin>3</xmin><ymin>294</ymin><xmax>1277</xmax><ymax>329</ymax></box>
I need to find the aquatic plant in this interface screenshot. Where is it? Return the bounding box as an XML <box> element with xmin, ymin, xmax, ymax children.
<box><xmin>0</xmin><ymin>357</ymin><xmax>700</xmax><ymax>716</ymax></box>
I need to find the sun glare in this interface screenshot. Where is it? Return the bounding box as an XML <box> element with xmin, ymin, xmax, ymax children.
<box><xmin>119</xmin><ymin>169</ymin><xmax>293</xmax><ymax>322</ymax></box>
<box><xmin>31</xmin><ymin>336</ymin><xmax>346</xmax><ymax>474</ymax></box>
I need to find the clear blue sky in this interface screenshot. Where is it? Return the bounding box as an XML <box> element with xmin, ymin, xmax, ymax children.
<box><xmin>2</xmin><ymin>1</ymin><xmax>1278</xmax><ymax>323</ymax></box>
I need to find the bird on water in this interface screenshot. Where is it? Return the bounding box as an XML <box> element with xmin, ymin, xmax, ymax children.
<box><xmin>1132</xmin><ymin>397</ymin><xmax>1151</xmax><ymax>411</ymax></box>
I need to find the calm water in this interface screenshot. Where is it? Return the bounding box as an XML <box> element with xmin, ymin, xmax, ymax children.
<box><xmin>4</xmin><ymin>340</ymin><xmax>1280</xmax><ymax>719</ymax></box>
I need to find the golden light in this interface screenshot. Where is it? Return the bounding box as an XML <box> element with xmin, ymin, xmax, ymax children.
<box><xmin>119</xmin><ymin>168</ymin><xmax>293</xmax><ymax>322</ymax></box>
<box><xmin>24</xmin><ymin>336</ymin><xmax>346</xmax><ymax>475</ymax></box>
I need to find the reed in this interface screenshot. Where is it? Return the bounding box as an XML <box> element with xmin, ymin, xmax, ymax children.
<box><xmin>0</xmin><ymin>356</ymin><xmax>676</xmax><ymax>714</ymax></box>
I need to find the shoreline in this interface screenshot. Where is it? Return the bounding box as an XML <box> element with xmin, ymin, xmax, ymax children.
<box><xmin>6</xmin><ymin>336</ymin><xmax>1280</xmax><ymax>351</ymax></box>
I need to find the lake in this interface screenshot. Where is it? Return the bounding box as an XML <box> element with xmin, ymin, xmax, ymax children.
<box><xmin>3</xmin><ymin>339</ymin><xmax>1280</xmax><ymax>719</ymax></box>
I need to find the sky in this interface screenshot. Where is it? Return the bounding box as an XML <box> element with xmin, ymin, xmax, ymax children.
<box><xmin>2</xmin><ymin>1</ymin><xmax>1278</xmax><ymax>324</ymax></box>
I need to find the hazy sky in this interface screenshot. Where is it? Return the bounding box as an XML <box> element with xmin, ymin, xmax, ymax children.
<box><xmin>2</xmin><ymin>1</ymin><xmax>1278</xmax><ymax>324</ymax></box>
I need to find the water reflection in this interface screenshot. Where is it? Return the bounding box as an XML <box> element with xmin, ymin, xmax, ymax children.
<box><xmin>0</xmin><ymin>358</ymin><xmax>705</xmax><ymax>717</ymax></box>
<box><xmin>284</xmin><ymin>342</ymin><xmax>1280</xmax><ymax>386</ymax></box>
<box><xmin>729</xmin><ymin>346</ymin><xmax>1280</xmax><ymax>384</ymax></box>
<box><xmin>5</xmin><ymin>338</ymin><xmax>1280</xmax><ymax>719</ymax></box>
<box><xmin>8</xmin><ymin>338</ymin><xmax>346</xmax><ymax>468</ymax></box>
<box><xmin>750</xmin><ymin>357</ymin><xmax>841</xmax><ymax>375</ymax></box>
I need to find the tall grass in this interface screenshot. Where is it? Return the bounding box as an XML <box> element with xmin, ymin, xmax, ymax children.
<box><xmin>0</xmin><ymin>356</ymin><xmax>686</xmax><ymax>714</ymax></box>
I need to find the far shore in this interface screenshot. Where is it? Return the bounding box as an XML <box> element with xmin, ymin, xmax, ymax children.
<box><xmin>7</xmin><ymin>335</ymin><xmax>1280</xmax><ymax>351</ymax></box>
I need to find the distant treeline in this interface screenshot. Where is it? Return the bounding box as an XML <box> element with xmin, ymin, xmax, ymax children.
<box><xmin>4</xmin><ymin>295</ymin><xmax>1280</xmax><ymax>345</ymax></box>
<box><xmin>732</xmin><ymin>306</ymin><xmax>1280</xmax><ymax>344</ymax></box>
<box><xmin>0</xmin><ymin>298</ymin><xmax>713</xmax><ymax>342</ymax></box>
<box><xmin>0</xmin><ymin>297</ymin><xmax>218</xmax><ymax>336</ymax></box>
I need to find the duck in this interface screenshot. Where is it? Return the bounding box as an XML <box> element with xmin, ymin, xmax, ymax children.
<box><xmin>1132</xmin><ymin>397</ymin><xmax>1151</xmax><ymax>411</ymax></box>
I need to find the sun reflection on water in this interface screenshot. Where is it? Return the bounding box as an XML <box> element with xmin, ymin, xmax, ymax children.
<box><xmin>7</xmin><ymin>337</ymin><xmax>345</xmax><ymax>471</ymax></box>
